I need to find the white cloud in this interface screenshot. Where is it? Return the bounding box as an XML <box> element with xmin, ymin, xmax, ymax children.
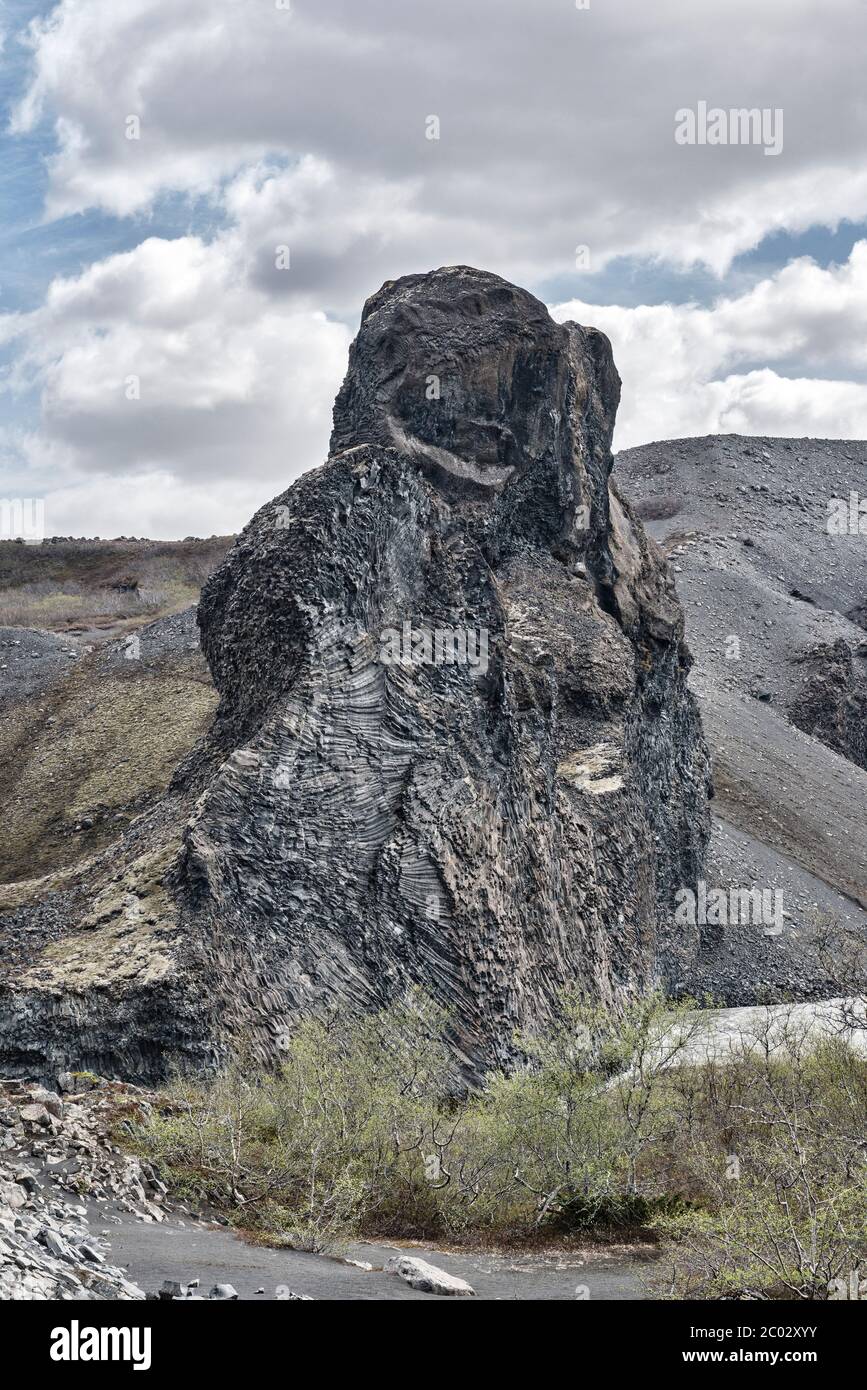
<box><xmin>39</xmin><ymin>470</ymin><xmax>262</xmax><ymax>541</ymax></box>
<box><xmin>5</xmin><ymin>233</ymin><xmax>867</xmax><ymax>538</ymax></box>
<box><xmin>5</xmin><ymin>0</ymin><xmax>867</xmax><ymax>536</ymax></box>
<box><xmin>0</xmin><ymin>226</ymin><xmax>352</xmax><ymax>535</ymax></box>
<box><xmin>5</xmin><ymin>217</ymin><xmax>867</xmax><ymax>536</ymax></box>
<box><xmin>553</xmin><ymin>243</ymin><xmax>867</xmax><ymax>449</ymax></box>
<box><xmin>12</xmin><ymin>0</ymin><xmax>867</xmax><ymax>279</ymax></box>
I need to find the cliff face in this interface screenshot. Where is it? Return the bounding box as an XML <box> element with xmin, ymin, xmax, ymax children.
<box><xmin>0</xmin><ymin>267</ymin><xmax>710</xmax><ymax>1082</ymax></box>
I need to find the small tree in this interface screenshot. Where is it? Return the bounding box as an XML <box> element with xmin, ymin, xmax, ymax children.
<box><xmin>654</xmin><ymin>1009</ymin><xmax>867</xmax><ymax>1299</ymax></box>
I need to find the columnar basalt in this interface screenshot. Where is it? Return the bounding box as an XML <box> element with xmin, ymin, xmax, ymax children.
<box><xmin>0</xmin><ymin>266</ymin><xmax>711</xmax><ymax>1082</ymax></box>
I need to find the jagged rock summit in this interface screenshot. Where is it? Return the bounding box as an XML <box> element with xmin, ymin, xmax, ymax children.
<box><xmin>0</xmin><ymin>266</ymin><xmax>710</xmax><ymax>1082</ymax></box>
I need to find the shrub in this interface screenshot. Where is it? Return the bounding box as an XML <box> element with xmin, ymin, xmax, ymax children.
<box><xmin>131</xmin><ymin>990</ymin><xmax>867</xmax><ymax>1288</ymax></box>
<box><xmin>651</xmin><ymin>1018</ymin><xmax>867</xmax><ymax>1299</ymax></box>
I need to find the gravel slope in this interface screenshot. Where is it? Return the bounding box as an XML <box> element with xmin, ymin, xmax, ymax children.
<box><xmin>0</xmin><ymin>608</ymin><xmax>216</xmax><ymax>886</ymax></box>
<box><xmin>617</xmin><ymin>435</ymin><xmax>867</xmax><ymax>1003</ymax></box>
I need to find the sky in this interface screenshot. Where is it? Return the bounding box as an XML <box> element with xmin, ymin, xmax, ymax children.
<box><xmin>2</xmin><ymin>0</ymin><xmax>867</xmax><ymax>539</ymax></box>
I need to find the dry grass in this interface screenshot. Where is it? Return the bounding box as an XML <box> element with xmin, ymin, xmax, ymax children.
<box><xmin>0</xmin><ymin>643</ymin><xmax>218</xmax><ymax>884</ymax></box>
<box><xmin>0</xmin><ymin>538</ymin><xmax>231</xmax><ymax>634</ymax></box>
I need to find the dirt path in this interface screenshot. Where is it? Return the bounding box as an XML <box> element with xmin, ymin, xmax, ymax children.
<box><xmin>101</xmin><ymin>1209</ymin><xmax>649</xmax><ymax>1301</ymax></box>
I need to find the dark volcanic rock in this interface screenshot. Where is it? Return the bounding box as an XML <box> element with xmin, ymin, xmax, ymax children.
<box><xmin>186</xmin><ymin>267</ymin><xmax>710</xmax><ymax>1075</ymax></box>
<box><xmin>788</xmin><ymin>637</ymin><xmax>867</xmax><ymax>773</ymax></box>
<box><xmin>0</xmin><ymin>266</ymin><xmax>710</xmax><ymax>1082</ymax></box>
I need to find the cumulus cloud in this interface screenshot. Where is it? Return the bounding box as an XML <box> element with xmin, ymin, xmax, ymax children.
<box><xmin>552</xmin><ymin>243</ymin><xmax>867</xmax><ymax>449</ymax></box>
<box><xmin>4</xmin><ymin>0</ymin><xmax>867</xmax><ymax>536</ymax></box>
<box><xmin>12</xmin><ymin>0</ymin><xmax>867</xmax><ymax>280</ymax></box>
<box><xmin>0</xmin><ymin>225</ymin><xmax>352</xmax><ymax>535</ymax></box>
<box><xmin>5</xmin><ymin>229</ymin><xmax>867</xmax><ymax>538</ymax></box>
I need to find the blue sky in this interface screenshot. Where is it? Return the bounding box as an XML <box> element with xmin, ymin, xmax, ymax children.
<box><xmin>2</xmin><ymin>0</ymin><xmax>867</xmax><ymax>538</ymax></box>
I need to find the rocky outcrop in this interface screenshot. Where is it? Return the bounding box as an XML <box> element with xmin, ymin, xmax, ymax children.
<box><xmin>0</xmin><ymin>266</ymin><xmax>710</xmax><ymax>1082</ymax></box>
<box><xmin>183</xmin><ymin>266</ymin><xmax>711</xmax><ymax>1073</ymax></box>
<box><xmin>788</xmin><ymin>637</ymin><xmax>867</xmax><ymax>772</ymax></box>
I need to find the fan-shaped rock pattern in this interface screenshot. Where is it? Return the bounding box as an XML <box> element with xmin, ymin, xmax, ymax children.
<box><xmin>0</xmin><ymin>266</ymin><xmax>710</xmax><ymax>1082</ymax></box>
<box><xmin>186</xmin><ymin>266</ymin><xmax>711</xmax><ymax>1074</ymax></box>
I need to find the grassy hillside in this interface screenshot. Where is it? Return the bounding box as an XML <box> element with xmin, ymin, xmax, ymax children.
<box><xmin>0</xmin><ymin>538</ymin><xmax>231</xmax><ymax>886</ymax></box>
<box><xmin>0</xmin><ymin>537</ymin><xmax>232</xmax><ymax>635</ymax></box>
<box><xmin>0</xmin><ymin>626</ymin><xmax>217</xmax><ymax>884</ymax></box>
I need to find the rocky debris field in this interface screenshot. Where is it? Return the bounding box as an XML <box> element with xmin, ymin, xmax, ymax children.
<box><xmin>0</xmin><ymin>627</ymin><xmax>81</xmax><ymax>708</ymax></box>
<box><xmin>687</xmin><ymin>817</ymin><xmax>867</xmax><ymax>1004</ymax></box>
<box><xmin>94</xmin><ymin>606</ymin><xmax>204</xmax><ymax>673</ymax></box>
<box><xmin>616</xmin><ymin>435</ymin><xmax>867</xmax><ymax>768</ymax></box>
<box><xmin>0</xmin><ymin>1076</ymin><xmax>155</xmax><ymax>1299</ymax></box>
<box><xmin>0</xmin><ymin>606</ymin><xmax>207</xmax><ymax>712</ymax></box>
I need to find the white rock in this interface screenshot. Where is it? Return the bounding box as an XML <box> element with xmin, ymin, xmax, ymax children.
<box><xmin>0</xmin><ymin>1181</ymin><xmax>27</xmax><ymax>1211</ymax></box>
<box><xmin>385</xmin><ymin>1256</ymin><xmax>475</xmax><ymax>1297</ymax></box>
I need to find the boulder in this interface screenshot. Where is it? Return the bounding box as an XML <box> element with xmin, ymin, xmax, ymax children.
<box><xmin>159</xmin><ymin>1279</ymin><xmax>185</xmax><ymax>1299</ymax></box>
<box><xmin>0</xmin><ymin>1181</ymin><xmax>27</xmax><ymax>1211</ymax></box>
<box><xmin>19</xmin><ymin>1104</ymin><xmax>50</xmax><ymax>1127</ymax></box>
<box><xmin>386</xmin><ymin>1255</ymin><xmax>475</xmax><ymax>1297</ymax></box>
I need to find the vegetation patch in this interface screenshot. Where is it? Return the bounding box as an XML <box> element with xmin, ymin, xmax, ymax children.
<box><xmin>125</xmin><ymin>989</ymin><xmax>867</xmax><ymax>1296</ymax></box>
<box><xmin>0</xmin><ymin>538</ymin><xmax>231</xmax><ymax>633</ymax></box>
<box><xmin>0</xmin><ymin>653</ymin><xmax>216</xmax><ymax>884</ymax></box>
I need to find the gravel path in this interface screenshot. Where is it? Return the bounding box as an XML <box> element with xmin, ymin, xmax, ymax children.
<box><xmin>101</xmin><ymin>1212</ymin><xmax>648</xmax><ymax>1301</ymax></box>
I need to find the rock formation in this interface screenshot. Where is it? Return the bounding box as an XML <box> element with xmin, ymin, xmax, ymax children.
<box><xmin>0</xmin><ymin>266</ymin><xmax>710</xmax><ymax>1082</ymax></box>
<box><xmin>788</xmin><ymin>637</ymin><xmax>867</xmax><ymax>773</ymax></box>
